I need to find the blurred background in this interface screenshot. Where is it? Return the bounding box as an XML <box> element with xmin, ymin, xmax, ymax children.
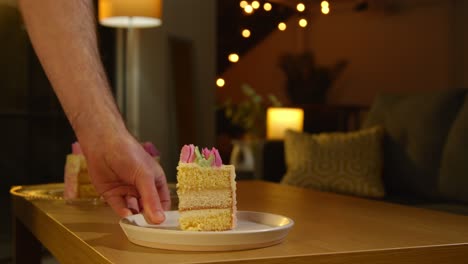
<box><xmin>1</xmin><ymin>0</ymin><xmax>467</xmax><ymax>262</ymax></box>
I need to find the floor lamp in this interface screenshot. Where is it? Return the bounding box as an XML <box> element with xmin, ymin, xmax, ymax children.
<box><xmin>98</xmin><ymin>0</ymin><xmax>162</xmax><ymax>139</ymax></box>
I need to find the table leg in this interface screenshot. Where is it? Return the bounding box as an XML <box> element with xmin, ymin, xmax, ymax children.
<box><xmin>13</xmin><ymin>216</ymin><xmax>41</xmax><ymax>264</ymax></box>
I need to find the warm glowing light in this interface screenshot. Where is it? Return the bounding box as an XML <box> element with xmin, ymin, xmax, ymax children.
<box><xmin>296</xmin><ymin>3</ymin><xmax>305</xmax><ymax>12</ymax></box>
<box><xmin>321</xmin><ymin>6</ymin><xmax>330</xmax><ymax>14</ymax></box>
<box><xmin>299</xmin><ymin>18</ymin><xmax>308</xmax><ymax>27</ymax></box>
<box><xmin>228</xmin><ymin>53</ymin><xmax>239</xmax><ymax>63</ymax></box>
<box><xmin>242</xmin><ymin>29</ymin><xmax>251</xmax><ymax>38</ymax></box>
<box><xmin>216</xmin><ymin>78</ymin><xmax>225</xmax><ymax>87</ymax></box>
<box><xmin>244</xmin><ymin>5</ymin><xmax>253</xmax><ymax>14</ymax></box>
<box><xmin>263</xmin><ymin>2</ymin><xmax>272</xmax><ymax>11</ymax></box>
<box><xmin>240</xmin><ymin>1</ymin><xmax>248</xmax><ymax>8</ymax></box>
<box><xmin>278</xmin><ymin>22</ymin><xmax>286</xmax><ymax>31</ymax></box>
<box><xmin>267</xmin><ymin>108</ymin><xmax>304</xmax><ymax>140</ymax></box>
<box><xmin>98</xmin><ymin>0</ymin><xmax>162</xmax><ymax>28</ymax></box>
<box><xmin>251</xmin><ymin>1</ymin><xmax>260</xmax><ymax>9</ymax></box>
<box><xmin>321</xmin><ymin>1</ymin><xmax>329</xmax><ymax>8</ymax></box>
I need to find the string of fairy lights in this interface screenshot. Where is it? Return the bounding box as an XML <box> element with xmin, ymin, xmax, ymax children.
<box><xmin>216</xmin><ymin>1</ymin><xmax>331</xmax><ymax>88</ymax></box>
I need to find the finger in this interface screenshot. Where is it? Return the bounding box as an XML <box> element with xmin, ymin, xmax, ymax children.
<box><xmin>135</xmin><ymin>171</ymin><xmax>165</xmax><ymax>224</ymax></box>
<box><xmin>125</xmin><ymin>188</ymin><xmax>140</xmax><ymax>198</ymax></box>
<box><xmin>157</xmin><ymin>185</ymin><xmax>171</xmax><ymax>211</ymax></box>
<box><xmin>105</xmin><ymin>195</ymin><xmax>133</xmax><ymax>218</ymax></box>
<box><xmin>125</xmin><ymin>195</ymin><xmax>140</xmax><ymax>214</ymax></box>
<box><xmin>155</xmin><ymin>171</ymin><xmax>171</xmax><ymax>211</ymax></box>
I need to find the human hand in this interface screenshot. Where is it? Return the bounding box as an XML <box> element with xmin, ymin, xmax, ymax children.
<box><xmin>18</xmin><ymin>0</ymin><xmax>169</xmax><ymax>224</ymax></box>
<box><xmin>80</xmin><ymin>133</ymin><xmax>170</xmax><ymax>224</ymax></box>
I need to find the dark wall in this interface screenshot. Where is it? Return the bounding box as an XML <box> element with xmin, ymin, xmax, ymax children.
<box><xmin>0</xmin><ymin>4</ymin><xmax>115</xmax><ymax>194</ymax></box>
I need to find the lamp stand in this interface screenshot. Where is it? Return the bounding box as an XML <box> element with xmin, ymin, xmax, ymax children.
<box><xmin>116</xmin><ymin>18</ymin><xmax>140</xmax><ymax>139</ymax></box>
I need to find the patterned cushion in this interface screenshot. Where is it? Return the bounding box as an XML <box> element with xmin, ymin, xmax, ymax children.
<box><xmin>281</xmin><ymin>127</ymin><xmax>385</xmax><ymax>198</ymax></box>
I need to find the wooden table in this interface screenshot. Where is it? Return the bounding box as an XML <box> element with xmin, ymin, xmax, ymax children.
<box><xmin>12</xmin><ymin>180</ymin><xmax>468</xmax><ymax>263</ymax></box>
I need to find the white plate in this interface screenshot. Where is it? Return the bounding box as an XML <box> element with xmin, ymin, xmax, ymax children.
<box><xmin>120</xmin><ymin>211</ymin><xmax>294</xmax><ymax>251</ymax></box>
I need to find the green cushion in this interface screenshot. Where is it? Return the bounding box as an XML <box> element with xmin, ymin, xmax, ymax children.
<box><xmin>363</xmin><ymin>89</ymin><xmax>466</xmax><ymax>200</ymax></box>
<box><xmin>439</xmin><ymin>93</ymin><xmax>468</xmax><ymax>203</ymax></box>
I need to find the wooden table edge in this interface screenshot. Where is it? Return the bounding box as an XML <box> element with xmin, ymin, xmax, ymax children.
<box><xmin>11</xmin><ymin>182</ymin><xmax>468</xmax><ymax>264</ymax></box>
<box><xmin>206</xmin><ymin>243</ymin><xmax>468</xmax><ymax>264</ymax></box>
<box><xmin>12</xmin><ymin>194</ymin><xmax>112</xmax><ymax>264</ymax></box>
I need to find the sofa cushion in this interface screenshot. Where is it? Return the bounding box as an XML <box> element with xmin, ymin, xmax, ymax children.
<box><xmin>439</xmin><ymin>93</ymin><xmax>468</xmax><ymax>203</ymax></box>
<box><xmin>281</xmin><ymin>126</ymin><xmax>385</xmax><ymax>198</ymax></box>
<box><xmin>363</xmin><ymin>89</ymin><xmax>466</xmax><ymax>200</ymax></box>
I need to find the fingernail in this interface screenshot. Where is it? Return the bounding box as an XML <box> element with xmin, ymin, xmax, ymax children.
<box><xmin>154</xmin><ymin>210</ymin><xmax>165</xmax><ymax>223</ymax></box>
<box><xmin>122</xmin><ymin>210</ymin><xmax>133</xmax><ymax>218</ymax></box>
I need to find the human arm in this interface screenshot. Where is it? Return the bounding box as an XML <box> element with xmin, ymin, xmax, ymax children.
<box><xmin>18</xmin><ymin>0</ymin><xmax>170</xmax><ymax>223</ymax></box>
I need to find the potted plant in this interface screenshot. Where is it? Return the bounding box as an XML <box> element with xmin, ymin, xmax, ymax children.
<box><xmin>221</xmin><ymin>84</ymin><xmax>281</xmax><ymax>173</ymax></box>
<box><xmin>279</xmin><ymin>51</ymin><xmax>347</xmax><ymax>104</ymax></box>
<box><xmin>223</xmin><ymin>84</ymin><xmax>282</xmax><ymax>140</ymax></box>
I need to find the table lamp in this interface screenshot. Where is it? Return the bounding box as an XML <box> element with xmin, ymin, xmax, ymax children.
<box><xmin>266</xmin><ymin>107</ymin><xmax>304</xmax><ymax>140</ymax></box>
<box><xmin>98</xmin><ymin>0</ymin><xmax>163</xmax><ymax>138</ymax></box>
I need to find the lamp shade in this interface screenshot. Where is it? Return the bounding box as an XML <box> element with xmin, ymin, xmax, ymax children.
<box><xmin>99</xmin><ymin>0</ymin><xmax>162</xmax><ymax>28</ymax></box>
<box><xmin>266</xmin><ymin>107</ymin><xmax>304</xmax><ymax>140</ymax></box>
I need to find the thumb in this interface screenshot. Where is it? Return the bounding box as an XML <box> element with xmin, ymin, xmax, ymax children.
<box><xmin>136</xmin><ymin>173</ymin><xmax>166</xmax><ymax>224</ymax></box>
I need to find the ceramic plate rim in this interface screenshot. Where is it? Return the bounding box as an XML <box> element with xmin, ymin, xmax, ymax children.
<box><xmin>120</xmin><ymin>210</ymin><xmax>294</xmax><ymax>236</ymax></box>
<box><xmin>120</xmin><ymin>211</ymin><xmax>294</xmax><ymax>251</ymax></box>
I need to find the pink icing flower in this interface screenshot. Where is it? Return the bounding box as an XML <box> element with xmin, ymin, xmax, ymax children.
<box><xmin>72</xmin><ymin>142</ymin><xmax>82</xmax><ymax>154</ymax></box>
<box><xmin>202</xmin><ymin>148</ymin><xmax>211</xmax><ymax>160</ymax></box>
<box><xmin>201</xmin><ymin>147</ymin><xmax>223</xmax><ymax>167</ymax></box>
<box><xmin>179</xmin><ymin>144</ymin><xmax>196</xmax><ymax>163</ymax></box>
<box><xmin>141</xmin><ymin>142</ymin><xmax>160</xmax><ymax>157</ymax></box>
<box><xmin>211</xmin><ymin>147</ymin><xmax>222</xmax><ymax>167</ymax></box>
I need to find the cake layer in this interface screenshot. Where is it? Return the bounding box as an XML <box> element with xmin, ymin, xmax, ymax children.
<box><xmin>78</xmin><ymin>184</ymin><xmax>98</xmax><ymax>198</ymax></box>
<box><xmin>178</xmin><ymin>189</ymin><xmax>233</xmax><ymax>210</ymax></box>
<box><xmin>179</xmin><ymin>208</ymin><xmax>234</xmax><ymax>231</ymax></box>
<box><xmin>78</xmin><ymin>155</ymin><xmax>88</xmax><ymax>170</ymax></box>
<box><xmin>65</xmin><ymin>154</ymin><xmax>90</xmax><ymax>183</ymax></box>
<box><xmin>65</xmin><ymin>154</ymin><xmax>81</xmax><ymax>175</ymax></box>
<box><xmin>78</xmin><ymin>171</ymin><xmax>91</xmax><ymax>184</ymax></box>
<box><xmin>177</xmin><ymin>164</ymin><xmax>235</xmax><ymax>190</ymax></box>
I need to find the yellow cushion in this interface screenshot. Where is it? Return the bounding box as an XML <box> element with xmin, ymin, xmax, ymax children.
<box><xmin>281</xmin><ymin>126</ymin><xmax>385</xmax><ymax>198</ymax></box>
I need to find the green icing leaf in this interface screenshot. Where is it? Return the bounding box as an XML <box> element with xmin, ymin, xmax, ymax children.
<box><xmin>194</xmin><ymin>146</ymin><xmax>214</xmax><ymax>167</ymax></box>
<box><xmin>204</xmin><ymin>154</ymin><xmax>214</xmax><ymax>167</ymax></box>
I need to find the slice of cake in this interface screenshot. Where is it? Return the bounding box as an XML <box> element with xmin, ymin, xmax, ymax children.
<box><xmin>64</xmin><ymin>141</ymin><xmax>161</xmax><ymax>200</ymax></box>
<box><xmin>177</xmin><ymin>145</ymin><xmax>237</xmax><ymax>231</ymax></box>
<box><xmin>63</xmin><ymin>142</ymin><xmax>98</xmax><ymax>200</ymax></box>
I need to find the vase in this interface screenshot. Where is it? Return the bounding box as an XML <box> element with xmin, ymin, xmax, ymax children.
<box><xmin>230</xmin><ymin>140</ymin><xmax>255</xmax><ymax>172</ymax></box>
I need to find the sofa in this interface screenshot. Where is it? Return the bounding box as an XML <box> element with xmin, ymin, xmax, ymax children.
<box><xmin>259</xmin><ymin>89</ymin><xmax>468</xmax><ymax>215</ymax></box>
